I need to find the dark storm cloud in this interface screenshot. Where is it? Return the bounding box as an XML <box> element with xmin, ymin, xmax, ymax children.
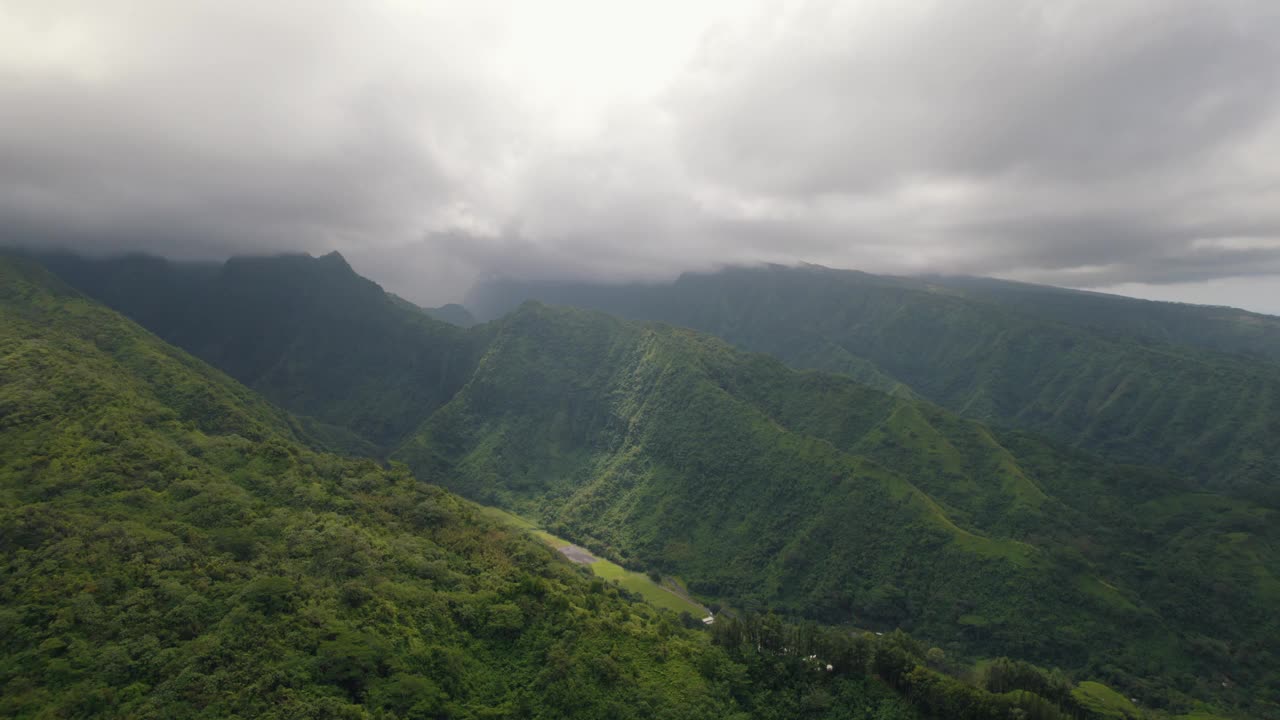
<box><xmin>2</xmin><ymin>0</ymin><xmax>1280</xmax><ymax>306</ymax></box>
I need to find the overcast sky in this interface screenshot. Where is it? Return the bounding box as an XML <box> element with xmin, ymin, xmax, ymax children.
<box><xmin>3</xmin><ymin>0</ymin><xmax>1280</xmax><ymax>313</ymax></box>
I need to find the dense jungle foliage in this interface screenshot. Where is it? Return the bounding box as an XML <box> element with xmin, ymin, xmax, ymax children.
<box><xmin>3</xmin><ymin>255</ymin><xmax>942</xmax><ymax>719</ymax></box>
<box><xmin>397</xmin><ymin>302</ymin><xmax>1277</xmax><ymax>717</ymax></box>
<box><xmin>466</xmin><ymin>265</ymin><xmax>1280</xmax><ymax>502</ymax></box>
<box><xmin>23</xmin><ymin>251</ymin><xmax>1280</xmax><ymax>718</ymax></box>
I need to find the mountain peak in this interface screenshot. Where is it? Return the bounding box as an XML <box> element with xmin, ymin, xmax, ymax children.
<box><xmin>318</xmin><ymin>250</ymin><xmax>352</xmax><ymax>270</ymax></box>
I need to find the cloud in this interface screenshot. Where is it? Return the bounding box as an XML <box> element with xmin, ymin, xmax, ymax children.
<box><xmin>0</xmin><ymin>1</ymin><xmax>511</xmax><ymax>258</ymax></box>
<box><xmin>676</xmin><ymin>2</ymin><xmax>1280</xmax><ymax>190</ymax></box>
<box><xmin>2</xmin><ymin>0</ymin><xmax>1280</xmax><ymax>307</ymax></box>
<box><xmin>663</xmin><ymin>0</ymin><xmax>1280</xmax><ymax>284</ymax></box>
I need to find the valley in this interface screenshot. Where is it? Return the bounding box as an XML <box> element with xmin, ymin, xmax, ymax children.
<box><xmin>3</xmin><ymin>249</ymin><xmax>1277</xmax><ymax>719</ymax></box>
<box><xmin>7</xmin><ymin>4</ymin><xmax>1277</xmax><ymax>717</ymax></box>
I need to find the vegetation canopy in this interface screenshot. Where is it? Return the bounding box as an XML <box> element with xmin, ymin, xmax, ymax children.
<box><xmin>4</xmin><ymin>251</ymin><xmax>1276</xmax><ymax>719</ymax></box>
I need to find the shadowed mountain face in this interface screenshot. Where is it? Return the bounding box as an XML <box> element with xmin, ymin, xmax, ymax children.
<box><xmin>38</xmin><ymin>251</ymin><xmax>491</xmax><ymax>452</ymax></box>
<box><xmin>922</xmin><ymin>274</ymin><xmax>1280</xmax><ymax>364</ymax></box>
<box><xmin>34</xmin><ymin>251</ymin><xmax>1280</xmax><ymax>714</ymax></box>
<box><xmin>424</xmin><ymin>303</ymin><xmax>478</xmax><ymax>327</ymax></box>
<box><xmin>467</xmin><ymin>265</ymin><xmax>1280</xmax><ymax>502</ymax></box>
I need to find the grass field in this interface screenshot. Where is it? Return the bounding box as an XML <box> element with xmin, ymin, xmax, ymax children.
<box><xmin>475</xmin><ymin>504</ymin><xmax>709</xmax><ymax>617</ymax></box>
<box><xmin>1071</xmin><ymin>680</ymin><xmax>1142</xmax><ymax>719</ymax></box>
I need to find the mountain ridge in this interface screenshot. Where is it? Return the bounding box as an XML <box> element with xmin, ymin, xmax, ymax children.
<box><xmin>4</xmin><ymin>252</ymin><xmax>944</xmax><ymax>719</ymax></box>
<box><xmin>6</xmin><ymin>250</ymin><xmax>1184</xmax><ymax>720</ymax></box>
<box><xmin>465</xmin><ymin>264</ymin><xmax>1280</xmax><ymax>500</ymax></box>
<box><xmin>25</xmin><ymin>250</ymin><xmax>1280</xmax><ymax>716</ymax></box>
<box><xmin>34</xmin><ymin>250</ymin><xmax>492</xmax><ymax>452</ymax></box>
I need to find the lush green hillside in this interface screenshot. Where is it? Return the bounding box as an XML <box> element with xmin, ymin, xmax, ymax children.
<box><xmin>37</xmin><ymin>251</ymin><xmax>490</xmax><ymax>452</ymax></box>
<box><xmin>396</xmin><ymin>302</ymin><xmax>1277</xmax><ymax>717</ymax></box>
<box><xmin>2</xmin><ymin>255</ymin><xmax>955</xmax><ymax>719</ymax></box>
<box><xmin>466</xmin><ymin>266</ymin><xmax>1280</xmax><ymax>500</ymax></box>
<box><xmin>5</xmin><ymin>253</ymin><xmax>1163</xmax><ymax>720</ymax></box>
<box><xmin>27</xmin><ymin>252</ymin><xmax>1278</xmax><ymax>716</ymax></box>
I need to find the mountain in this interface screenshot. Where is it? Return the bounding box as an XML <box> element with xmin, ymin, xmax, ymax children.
<box><xmin>466</xmin><ymin>265</ymin><xmax>1280</xmax><ymax>502</ymax></box>
<box><xmin>2</xmin><ymin>254</ymin><xmax>959</xmax><ymax>719</ymax></box>
<box><xmin>37</xmin><ymin>251</ymin><xmax>490</xmax><ymax>452</ymax></box>
<box><xmin>3</xmin><ymin>252</ymin><xmax>1154</xmax><ymax>720</ymax></box>
<box><xmin>425</xmin><ymin>303</ymin><xmax>478</xmax><ymax>327</ymax></box>
<box><xmin>395</xmin><ymin>302</ymin><xmax>1279</xmax><ymax>714</ymax></box>
<box><xmin>32</xmin><ymin>251</ymin><xmax>1279</xmax><ymax>716</ymax></box>
<box><xmin>923</xmin><ymin>274</ymin><xmax>1280</xmax><ymax>364</ymax></box>
<box><xmin>386</xmin><ymin>293</ymin><xmax>478</xmax><ymax>328</ymax></box>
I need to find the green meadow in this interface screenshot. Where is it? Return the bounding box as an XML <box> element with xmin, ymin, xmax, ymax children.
<box><xmin>475</xmin><ymin>504</ymin><xmax>708</xmax><ymax>617</ymax></box>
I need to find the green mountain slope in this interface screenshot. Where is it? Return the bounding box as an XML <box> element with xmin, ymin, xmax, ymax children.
<box><xmin>1</xmin><ymin>255</ymin><xmax>952</xmax><ymax>719</ymax></box>
<box><xmin>395</xmin><ymin>303</ymin><xmax>1278</xmax><ymax>716</ymax></box>
<box><xmin>37</xmin><ymin>251</ymin><xmax>490</xmax><ymax>452</ymax></box>
<box><xmin>28</xmin><ymin>252</ymin><xmax>1278</xmax><ymax>716</ymax></box>
<box><xmin>466</xmin><ymin>266</ymin><xmax>1280</xmax><ymax>500</ymax></box>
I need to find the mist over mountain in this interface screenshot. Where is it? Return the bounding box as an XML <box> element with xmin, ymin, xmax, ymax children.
<box><xmin>4</xmin><ymin>1</ymin><xmax>1280</xmax><ymax>312</ymax></box>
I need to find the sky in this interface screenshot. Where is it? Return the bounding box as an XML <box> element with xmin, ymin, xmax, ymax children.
<box><xmin>2</xmin><ymin>0</ymin><xmax>1280</xmax><ymax>314</ymax></box>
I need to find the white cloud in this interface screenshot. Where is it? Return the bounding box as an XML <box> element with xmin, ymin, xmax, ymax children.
<box><xmin>3</xmin><ymin>0</ymin><xmax>1280</xmax><ymax>311</ymax></box>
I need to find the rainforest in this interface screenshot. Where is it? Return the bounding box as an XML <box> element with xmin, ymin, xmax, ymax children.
<box><xmin>1</xmin><ymin>249</ymin><xmax>1275</xmax><ymax>719</ymax></box>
